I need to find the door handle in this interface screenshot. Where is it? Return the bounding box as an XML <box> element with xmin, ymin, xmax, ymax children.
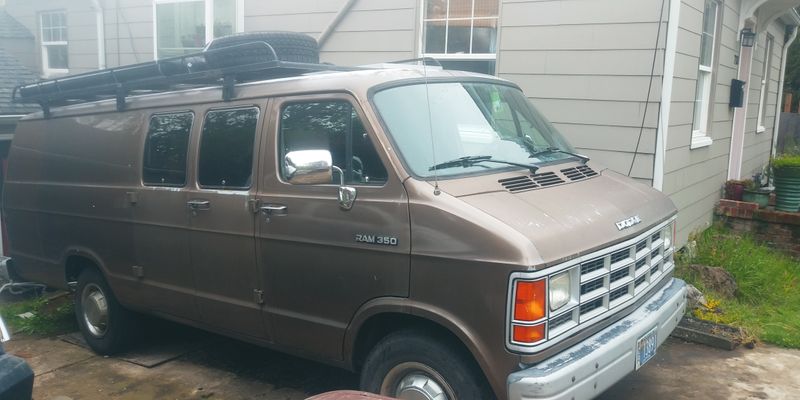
<box><xmin>187</xmin><ymin>200</ymin><xmax>211</xmax><ymax>210</ymax></box>
<box><xmin>259</xmin><ymin>203</ymin><xmax>288</xmax><ymax>217</ymax></box>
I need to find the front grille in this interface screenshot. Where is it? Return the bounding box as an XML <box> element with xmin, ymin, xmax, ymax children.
<box><xmin>507</xmin><ymin>219</ymin><xmax>676</xmax><ymax>351</ymax></box>
<box><xmin>581</xmin><ymin>278</ymin><xmax>604</xmax><ymax>295</ymax></box>
<box><xmin>580</xmin><ymin>258</ymin><xmax>605</xmax><ymax>275</ymax></box>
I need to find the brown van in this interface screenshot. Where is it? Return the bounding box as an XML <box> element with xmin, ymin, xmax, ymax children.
<box><xmin>5</xmin><ymin>36</ymin><xmax>686</xmax><ymax>400</ymax></box>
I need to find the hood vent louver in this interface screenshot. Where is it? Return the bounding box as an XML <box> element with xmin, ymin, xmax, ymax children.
<box><xmin>499</xmin><ymin>172</ymin><xmax>565</xmax><ymax>193</ymax></box>
<box><xmin>561</xmin><ymin>165</ymin><xmax>598</xmax><ymax>181</ymax></box>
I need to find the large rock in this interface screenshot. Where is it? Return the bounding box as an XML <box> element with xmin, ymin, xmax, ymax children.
<box><xmin>687</xmin><ymin>264</ymin><xmax>738</xmax><ymax>299</ymax></box>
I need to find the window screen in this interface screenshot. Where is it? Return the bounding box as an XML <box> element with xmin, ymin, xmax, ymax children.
<box><xmin>143</xmin><ymin>112</ymin><xmax>193</xmax><ymax>186</ymax></box>
<box><xmin>279</xmin><ymin>101</ymin><xmax>387</xmax><ymax>185</ymax></box>
<box><xmin>198</xmin><ymin>107</ymin><xmax>259</xmax><ymax>189</ymax></box>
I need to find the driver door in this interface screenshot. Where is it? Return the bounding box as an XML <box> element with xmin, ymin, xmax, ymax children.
<box><xmin>255</xmin><ymin>94</ymin><xmax>411</xmax><ymax>361</ymax></box>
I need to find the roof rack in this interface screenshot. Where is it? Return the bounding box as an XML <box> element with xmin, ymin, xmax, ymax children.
<box><xmin>12</xmin><ymin>42</ymin><xmax>360</xmax><ymax>117</ymax></box>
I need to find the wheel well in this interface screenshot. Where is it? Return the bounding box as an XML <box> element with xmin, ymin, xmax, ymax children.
<box><xmin>65</xmin><ymin>255</ymin><xmax>98</xmax><ymax>283</ymax></box>
<box><xmin>351</xmin><ymin>313</ymin><xmax>477</xmax><ymax>373</ymax></box>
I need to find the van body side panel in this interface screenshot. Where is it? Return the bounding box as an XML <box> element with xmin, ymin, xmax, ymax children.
<box><xmin>5</xmin><ymin>114</ymin><xmax>142</xmax><ymax>304</ymax></box>
<box><xmin>186</xmin><ymin>102</ymin><xmax>268</xmax><ymax>341</ymax></box>
<box><xmin>255</xmin><ymin>94</ymin><xmax>411</xmax><ymax>362</ymax></box>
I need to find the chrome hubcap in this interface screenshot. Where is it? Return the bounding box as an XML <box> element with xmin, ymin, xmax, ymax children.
<box><xmin>381</xmin><ymin>362</ymin><xmax>454</xmax><ymax>400</ymax></box>
<box><xmin>81</xmin><ymin>283</ymin><xmax>109</xmax><ymax>337</ymax></box>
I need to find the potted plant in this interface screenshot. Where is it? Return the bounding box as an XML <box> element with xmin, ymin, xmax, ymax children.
<box><xmin>724</xmin><ymin>179</ymin><xmax>746</xmax><ymax>201</ymax></box>
<box><xmin>741</xmin><ymin>179</ymin><xmax>771</xmax><ymax>209</ymax></box>
<box><xmin>772</xmin><ymin>154</ymin><xmax>800</xmax><ymax>212</ymax></box>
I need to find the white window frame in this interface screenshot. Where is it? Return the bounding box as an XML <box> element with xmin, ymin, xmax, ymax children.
<box><xmin>691</xmin><ymin>0</ymin><xmax>720</xmax><ymax>150</ymax></box>
<box><xmin>756</xmin><ymin>34</ymin><xmax>773</xmax><ymax>134</ymax></box>
<box><xmin>418</xmin><ymin>0</ymin><xmax>500</xmax><ymax>73</ymax></box>
<box><xmin>153</xmin><ymin>0</ymin><xmax>244</xmax><ymax>60</ymax></box>
<box><xmin>40</xmin><ymin>11</ymin><xmax>69</xmax><ymax>76</ymax></box>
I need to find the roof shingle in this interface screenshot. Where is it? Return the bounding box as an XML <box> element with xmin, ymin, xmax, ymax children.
<box><xmin>0</xmin><ymin>9</ymin><xmax>34</xmax><ymax>39</ymax></box>
<box><xmin>0</xmin><ymin>49</ymin><xmax>40</xmax><ymax>115</ymax></box>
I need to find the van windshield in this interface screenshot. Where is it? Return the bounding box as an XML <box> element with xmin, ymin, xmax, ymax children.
<box><xmin>373</xmin><ymin>82</ymin><xmax>580</xmax><ymax>178</ymax></box>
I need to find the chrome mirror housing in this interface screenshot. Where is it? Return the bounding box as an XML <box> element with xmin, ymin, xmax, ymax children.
<box><xmin>284</xmin><ymin>150</ymin><xmax>333</xmax><ymax>185</ymax></box>
<box><xmin>0</xmin><ymin>316</ymin><xmax>10</xmax><ymax>343</ymax></box>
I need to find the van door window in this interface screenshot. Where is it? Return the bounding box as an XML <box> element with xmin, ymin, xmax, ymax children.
<box><xmin>143</xmin><ymin>112</ymin><xmax>193</xmax><ymax>186</ymax></box>
<box><xmin>198</xmin><ymin>107</ymin><xmax>259</xmax><ymax>190</ymax></box>
<box><xmin>279</xmin><ymin>101</ymin><xmax>387</xmax><ymax>185</ymax></box>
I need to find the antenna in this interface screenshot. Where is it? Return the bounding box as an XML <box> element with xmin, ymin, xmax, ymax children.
<box><xmin>421</xmin><ymin>58</ymin><xmax>441</xmax><ymax>196</ymax></box>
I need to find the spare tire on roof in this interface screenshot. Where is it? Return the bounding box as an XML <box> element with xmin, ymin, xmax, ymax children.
<box><xmin>204</xmin><ymin>31</ymin><xmax>319</xmax><ymax>65</ymax></box>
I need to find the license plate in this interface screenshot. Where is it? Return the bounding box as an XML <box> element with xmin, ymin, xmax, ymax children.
<box><xmin>635</xmin><ymin>327</ymin><xmax>658</xmax><ymax>370</ymax></box>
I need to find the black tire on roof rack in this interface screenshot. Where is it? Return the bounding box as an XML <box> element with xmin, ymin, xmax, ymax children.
<box><xmin>204</xmin><ymin>31</ymin><xmax>319</xmax><ymax>65</ymax></box>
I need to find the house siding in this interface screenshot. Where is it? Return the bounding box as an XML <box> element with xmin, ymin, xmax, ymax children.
<box><xmin>497</xmin><ymin>0</ymin><xmax>668</xmax><ymax>185</ymax></box>
<box><xmin>663</xmin><ymin>0</ymin><xmax>789</xmax><ymax>245</ymax></box>
<box><xmin>5</xmin><ymin>0</ymin><xmax>102</xmax><ymax>75</ymax></box>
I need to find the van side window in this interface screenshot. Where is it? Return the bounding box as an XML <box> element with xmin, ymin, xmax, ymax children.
<box><xmin>279</xmin><ymin>101</ymin><xmax>387</xmax><ymax>185</ymax></box>
<box><xmin>198</xmin><ymin>107</ymin><xmax>259</xmax><ymax>190</ymax></box>
<box><xmin>143</xmin><ymin>112</ymin><xmax>193</xmax><ymax>186</ymax></box>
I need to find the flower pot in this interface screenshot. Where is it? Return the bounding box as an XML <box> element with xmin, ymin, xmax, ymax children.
<box><xmin>742</xmin><ymin>188</ymin><xmax>770</xmax><ymax>209</ymax></box>
<box><xmin>725</xmin><ymin>181</ymin><xmax>745</xmax><ymax>201</ymax></box>
<box><xmin>774</xmin><ymin>166</ymin><xmax>800</xmax><ymax>212</ymax></box>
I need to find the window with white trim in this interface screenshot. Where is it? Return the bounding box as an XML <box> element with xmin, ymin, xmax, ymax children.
<box><xmin>421</xmin><ymin>0</ymin><xmax>499</xmax><ymax>75</ymax></box>
<box><xmin>154</xmin><ymin>0</ymin><xmax>243</xmax><ymax>59</ymax></box>
<box><xmin>691</xmin><ymin>0</ymin><xmax>720</xmax><ymax>149</ymax></box>
<box><xmin>756</xmin><ymin>35</ymin><xmax>773</xmax><ymax>133</ymax></box>
<box><xmin>40</xmin><ymin>11</ymin><xmax>68</xmax><ymax>75</ymax></box>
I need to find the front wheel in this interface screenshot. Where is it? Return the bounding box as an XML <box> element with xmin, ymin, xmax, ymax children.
<box><xmin>359</xmin><ymin>330</ymin><xmax>494</xmax><ymax>400</ymax></box>
<box><xmin>74</xmin><ymin>268</ymin><xmax>138</xmax><ymax>355</ymax></box>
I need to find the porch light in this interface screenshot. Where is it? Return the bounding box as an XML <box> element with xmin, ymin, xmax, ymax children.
<box><xmin>740</xmin><ymin>28</ymin><xmax>756</xmax><ymax>47</ymax></box>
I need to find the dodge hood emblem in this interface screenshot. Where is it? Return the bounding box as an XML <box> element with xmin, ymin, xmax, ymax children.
<box><xmin>615</xmin><ymin>215</ymin><xmax>642</xmax><ymax>231</ymax></box>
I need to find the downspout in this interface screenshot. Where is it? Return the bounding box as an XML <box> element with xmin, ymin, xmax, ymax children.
<box><xmin>771</xmin><ymin>20</ymin><xmax>799</xmax><ymax>158</ymax></box>
<box><xmin>90</xmin><ymin>0</ymin><xmax>106</xmax><ymax>69</ymax></box>
<box><xmin>317</xmin><ymin>0</ymin><xmax>358</xmax><ymax>49</ymax></box>
<box><xmin>654</xmin><ymin>0</ymin><xmax>681</xmax><ymax>192</ymax></box>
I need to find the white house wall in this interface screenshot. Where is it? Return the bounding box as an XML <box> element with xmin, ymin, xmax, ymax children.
<box><xmin>664</xmin><ymin>0</ymin><xmax>788</xmax><ymax>245</ymax></box>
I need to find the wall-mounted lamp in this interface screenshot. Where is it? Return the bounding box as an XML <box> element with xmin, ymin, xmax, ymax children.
<box><xmin>740</xmin><ymin>28</ymin><xmax>756</xmax><ymax>47</ymax></box>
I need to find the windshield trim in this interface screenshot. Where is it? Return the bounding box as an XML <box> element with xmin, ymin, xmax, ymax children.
<box><xmin>367</xmin><ymin>77</ymin><xmax>580</xmax><ymax>181</ymax></box>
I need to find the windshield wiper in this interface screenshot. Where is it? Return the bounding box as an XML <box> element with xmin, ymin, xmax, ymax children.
<box><xmin>529</xmin><ymin>147</ymin><xmax>590</xmax><ymax>163</ymax></box>
<box><xmin>429</xmin><ymin>155</ymin><xmax>539</xmax><ymax>173</ymax></box>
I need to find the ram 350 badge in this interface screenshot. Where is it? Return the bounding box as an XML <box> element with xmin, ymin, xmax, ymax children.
<box><xmin>355</xmin><ymin>234</ymin><xmax>398</xmax><ymax>246</ymax></box>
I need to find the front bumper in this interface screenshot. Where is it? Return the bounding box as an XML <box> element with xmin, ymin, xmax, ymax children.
<box><xmin>507</xmin><ymin>277</ymin><xmax>687</xmax><ymax>400</ymax></box>
<box><xmin>0</xmin><ymin>352</ymin><xmax>35</xmax><ymax>400</ymax></box>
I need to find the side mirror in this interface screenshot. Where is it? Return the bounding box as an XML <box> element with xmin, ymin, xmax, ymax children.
<box><xmin>284</xmin><ymin>150</ymin><xmax>333</xmax><ymax>185</ymax></box>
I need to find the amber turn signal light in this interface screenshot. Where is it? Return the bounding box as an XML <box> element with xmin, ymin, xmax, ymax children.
<box><xmin>513</xmin><ymin>279</ymin><xmax>546</xmax><ymax>322</ymax></box>
<box><xmin>512</xmin><ymin>323</ymin><xmax>546</xmax><ymax>344</ymax></box>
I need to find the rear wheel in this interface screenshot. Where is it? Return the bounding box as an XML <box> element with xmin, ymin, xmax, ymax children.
<box><xmin>360</xmin><ymin>330</ymin><xmax>494</xmax><ymax>400</ymax></box>
<box><xmin>74</xmin><ymin>268</ymin><xmax>137</xmax><ymax>355</ymax></box>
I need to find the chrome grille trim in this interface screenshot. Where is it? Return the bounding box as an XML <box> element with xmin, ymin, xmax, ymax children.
<box><xmin>506</xmin><ymin>216</ymin><xmax>677</xmax><ymax>353</ymax></box>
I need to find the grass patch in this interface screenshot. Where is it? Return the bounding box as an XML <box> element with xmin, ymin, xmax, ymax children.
<box><xmin>676</xmin><ymin>225</ymin><xmax>800</xmax><ymax>348</ymax></box>
<box><xmin>0</xmin><ymin>294</ymin><xmax>78</xmax><ymax>337</ymax></box>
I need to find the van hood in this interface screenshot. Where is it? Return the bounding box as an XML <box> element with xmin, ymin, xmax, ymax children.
<box><xmin>439</xmin><ymin>167</ymin><xmax>676</xmax><ymax>267</ymax></box>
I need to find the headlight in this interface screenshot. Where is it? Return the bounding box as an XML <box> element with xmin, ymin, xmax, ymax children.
<box><xmin>663</xmin><ymin>222</ymin><xmax>674</xmax><ymax>249</ymax></box>
<box><xmin>549</xmin><ymin>272</ymin><xmax>571</xmax><ymax>311</ymax></box>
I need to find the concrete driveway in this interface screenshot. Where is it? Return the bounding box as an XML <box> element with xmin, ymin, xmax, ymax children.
<box><xmin>5</xmin><ymin>328</ymin><xmax>800</xmax><ymax>400</ymax></box>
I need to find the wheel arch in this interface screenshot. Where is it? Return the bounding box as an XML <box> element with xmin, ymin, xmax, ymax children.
<box><xmin>61</xmin><ymin>247</ymin><xmax>109</xmax><ymax>284</ymax></box>
<box><xmin>344</xmin><ymin>298</ymin><xmax>499</xmax><ymax>395</ymax></box>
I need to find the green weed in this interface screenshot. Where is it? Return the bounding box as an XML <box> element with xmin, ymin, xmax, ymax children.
<box><xmin>676</xmin><ymin>226</ymin><xmax>800</xmax><ymax>348</ymax></box>
<box><xmin>0</xmin><ymin>295</ymin><xmax>77</xmax><ymax>337</ymax></box>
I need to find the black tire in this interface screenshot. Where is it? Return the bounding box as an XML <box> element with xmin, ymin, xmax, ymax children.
<box><xmin>205</xmin><ymin>31</ymin><xmax>319</xmax><ymax>64</ymax></box>
<box><xmin>360</xmin><ymin>330</ymin><xmax>495</xmax><ymax>400</ymax></box>
<box><xmin>74</xmin><ymin>268</ymin><xmax>138</xmax><ymax>355</ymax></box>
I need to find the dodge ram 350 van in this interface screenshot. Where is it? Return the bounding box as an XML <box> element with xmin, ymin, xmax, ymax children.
<box><xmin>5</xmin><ymin>35</ymin><xmax>686</xmax><ymax>400</ymax></box>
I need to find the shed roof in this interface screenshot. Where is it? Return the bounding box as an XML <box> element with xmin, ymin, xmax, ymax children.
<box><xmin>0</xmin><ymin>8</ymin><xmax>33</xmax><ymax>39</ymax></box>
<box><xmin>0</xmin><ymin>49</ymin><xmax>40</xmax><ymax>115</ymax></box>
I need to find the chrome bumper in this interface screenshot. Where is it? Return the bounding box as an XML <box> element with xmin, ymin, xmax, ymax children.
<box><xmin>507</xmin><ymin>278</ymin><xmax>687</xmax><ymax>400</ymax></box>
